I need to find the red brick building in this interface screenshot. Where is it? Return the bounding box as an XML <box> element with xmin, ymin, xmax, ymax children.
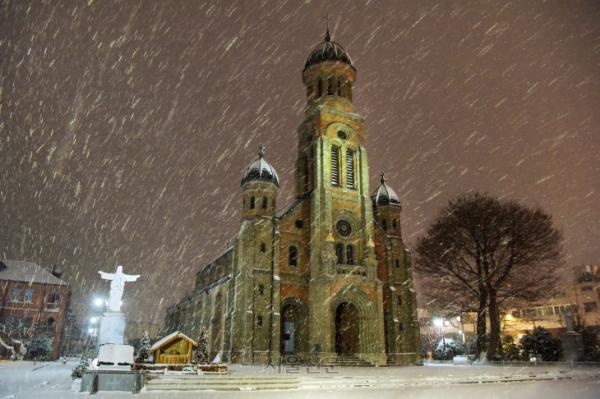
<box><xmin>0</xmin><ymin>260</ymin><xmax>70</xmax><ymax>360</ymax></box>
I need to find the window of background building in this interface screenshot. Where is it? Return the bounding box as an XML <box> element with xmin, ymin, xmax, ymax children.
<box><xmin>584</xmin><ymin>302</ymin><xmax>598</xmax><ymax>312</ymax></box>
<box><xmin>10</xmin><ymin>288</ymin><xmax>20</xmax><ymax>302</ymax></box>
<box><xmin>48</xmin><ymin>293</ymin><xmax>60</xmax><ymax>304</ymax></box>
<box><xmin>24</xmin><ymin>288</ymin><xmax>34</xmax><ymax>303</ymax></box>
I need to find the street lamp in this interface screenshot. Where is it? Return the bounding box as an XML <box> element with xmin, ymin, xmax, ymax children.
<box><xmin>433</xmin><ymin>317</ymin><xmax>447</xmax><ymax>355</ymax></box>
<box><xmin>90</xmin><ymin>316</ymin><xmax>98</xmax><ymax>325</ymax></box>
<box><xmin>93</xmin><ymin>297</ymin><xmax>104</xmax><ymax>308</ymax></box>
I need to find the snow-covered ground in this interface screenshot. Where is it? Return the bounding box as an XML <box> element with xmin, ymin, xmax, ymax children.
<box><xmin>0</xmin><ymin>360</ymin><xmax>599</xmax><ymax>398</ymax></box>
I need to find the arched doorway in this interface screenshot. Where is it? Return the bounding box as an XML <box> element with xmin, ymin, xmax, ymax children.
<box><xmin>335</xmin><ymin>302</ymin><xmax>359</xmax><ymax>355</ymax></box>
<box><xmin>281</xmin><ymin>304</ymin><xmax>300</xmax><ymax>354</ymax></box>
<box><xmin>280</xmin><ymin>298</ymin><xmax>308</xmax><ymax>356</ymax></box>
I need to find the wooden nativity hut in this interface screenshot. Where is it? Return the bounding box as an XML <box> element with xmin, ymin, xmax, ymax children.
<box><xmin>151</xmin><ymin>331</ymin><xmax>197</xmax><ymax>364</ymax></box>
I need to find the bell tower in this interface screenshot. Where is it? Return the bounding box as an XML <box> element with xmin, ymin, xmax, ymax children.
<box><xmin>297</xmin><ymin>29</ymin><xmax>386</xmax><ymax>365</ymax></box>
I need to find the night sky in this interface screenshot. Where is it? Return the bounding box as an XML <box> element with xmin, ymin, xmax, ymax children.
<box><xmin>1</xmin><ymin>1</ymin><xmax>599</xmax><ymax>325</ymax></box>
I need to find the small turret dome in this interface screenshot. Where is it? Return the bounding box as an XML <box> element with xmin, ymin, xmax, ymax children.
<box><xmin>371</xmin><ymin>173</ymin><xmax>400</xmax><ymax>206</ymax></box>
<box><xmin>304</xmin><ymin>28</ymin><xmax>354</xmax><ymax>71</ymax></box>
<box><xmin>241</xmin><ymin>145</ymin><xmax>279</xmax><ymax>187</ymax></box>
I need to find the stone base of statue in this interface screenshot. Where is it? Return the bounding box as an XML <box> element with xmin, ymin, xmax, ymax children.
<box><xmin>98</xmin><ymin>312</ymin><xmax>126</xmax><ymax>346</ymax></box>
<box><xmin>98</xmin><ymin>344</ymin><xmax>134</xmax><ymax>367</ymax></box>
<box><xmin>560</xmin><ymin>331</ymin><xmax>584</xmax><ymax>363</ymax></box>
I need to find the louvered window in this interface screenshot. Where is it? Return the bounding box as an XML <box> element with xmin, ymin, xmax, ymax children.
<box><xmin>338</xmin><ymin>77</ymin><xmax>345</xmax><ymax>96</ymax></box>
<box><xmin>346</xmin><ymin>149</ymin><xmax>355</xmax><ymax>188</ymax></box>
<box><xmin>331</xmin><ymin>145</ymin><xmax>340</xmax><ymax>186</ymax></box>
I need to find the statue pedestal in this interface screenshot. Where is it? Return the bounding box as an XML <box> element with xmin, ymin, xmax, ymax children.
<box><xmin>98</xmin><ymin>344</ymin><xmax>134</xmax><ymax>367</ymax></box>
<box><xmin>98</xmin><ymin>312</ymin><xmax>126</xmax><ymax>346</ymax></box>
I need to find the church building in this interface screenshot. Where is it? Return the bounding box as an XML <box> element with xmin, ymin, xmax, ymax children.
<box><xmin>163</xmin><ymin>30</ymin><xmax>421</xmax><ymax>366</ymax></box>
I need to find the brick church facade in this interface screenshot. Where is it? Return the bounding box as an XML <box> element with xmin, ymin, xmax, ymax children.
<box><xmin>163</xmin><ymin>30</ymin><xmax>421</xmax><ymax>366</ymax></box>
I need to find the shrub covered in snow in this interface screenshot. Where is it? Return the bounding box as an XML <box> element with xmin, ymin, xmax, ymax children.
<box><xmin>136</xmin><ymin>331</ymin><xmax>151</xmax><ymax>362</ymax></box>
<box><xmin>71</xmin><ymin>353</ymin><xmax>90</xmax><ymax>379</ymax></box>
<box><xmin>194</xmin><ymin>328</ymin><xmax>209</xmax><ymax>364</ymax></box>
<box><xmin>519</xmin><ymin>327</ymin><xmax>561</xmax><ymax>361</ymax></box>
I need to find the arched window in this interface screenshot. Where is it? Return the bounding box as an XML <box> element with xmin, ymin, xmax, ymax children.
<box><xmin>258</xmin><ymin>284</ymin><xmax>264</xmax><ymax>295</ymax></box>
<box><xmin>382</xmin><ymin>219</ymin><xmax>387</xmax><ymax>231</ymax></box>
<box><xmin>393</xmin><ymin>219</ymin><xmax>398</xmax><ymax>229</ymax></box>
<box><xmin>260</xmin><ymin>242</ymin><xmax>266</xmax><ymax>253</ymax></box>
<box><xmin>47</xmin><ymin>317</ymin><xmax>55</xmax><ymax>327</ymax></box>
<box><xmin>327</xmin><ymin>77</ymin><xmax>334</xmax><ymax>95</ymax></box>
<box><xmin>331</xmin><ymin>145</ymin><xmax>340</xmax><ymax>186</ymax></box>
<box><xmin>288</xmin><ymin>246</ymin><xmax>298</xmax><ymax>267</ymax></box>
<box><xmin>346</xmin><ymin>149</ymin><xmax>355</xmax><ymax>189</ymax></box>
<box><xmin>317</xmin><ymin>79</ymin><xmax>323</xmax><ymax>97</ymax></box>
<box><xmin>335</xmin><ymin>243</ymin><xmax>344</xmax><ymax>264</ymax></box>
<box><xmin>395</xmin><ymin>259</ymin><xmax>400</xmax><ymax>269</ymax></box>
<box><xmin>346</xmin><ymin>245</ymin><xmax>354</xmax><ymax>265</ymax></box>
<box><xmin>262</xmin><ymin>197</ymin><xmax>268</xmax><ymax>209</ymax></box>
<box><xmin>250</xmin><ymin>196</ymin><xmax>255</xmax><ymax>209</ymax></box>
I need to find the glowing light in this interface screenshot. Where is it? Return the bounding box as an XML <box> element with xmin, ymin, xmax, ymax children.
<box><xmin>433</xmin><ymin>318</ymin><xmax>444</xmax><ymax>327</ymax></box>
<box><xmin>90</xmin><ymin>317</ymin><xmax>98</xmax><ymax>324</ymax></box>
<box><xmin>93</xmin><ymin>297</ymin><xmax>104</xmax><ymax>307</ymax></box>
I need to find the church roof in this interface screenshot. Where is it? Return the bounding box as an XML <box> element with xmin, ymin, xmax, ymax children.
<box><xmin>371</xmin><ymin>174</ymin><xmax>401</xmax><ymax>206</ymax></box>
<box><xmin>304</xmin><ymin>28</ymin><xmax>354</xmax><ymax>71</ymax></box>
<box><xmin>241</xmin><ymin>145</ymin><xmax>279</xmax><ymax>187</ymax></box>
<box><xmin>0</xmin><ymin>260</ymin><xmax>67</xmax><ymax>285</ymax></box>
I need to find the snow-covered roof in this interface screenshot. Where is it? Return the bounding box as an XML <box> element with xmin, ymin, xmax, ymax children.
<box><xmin>0</xmin><ymin>260</ymin><xmax>67</xmax><ymax>286</ymax></box>
<box><xmin>150</xmin><ymin>331</ymin><xmax>197</xmax><ymax>352</ymax></box>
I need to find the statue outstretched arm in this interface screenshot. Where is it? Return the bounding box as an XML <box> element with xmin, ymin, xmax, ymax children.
<box><xmin>98</xmin><ymin>271</ymin><xmax>114</xmax><ymax>280</ymax></box>
<box><xmin>123</xmin><ymin>274</ymin><xmax>140</xmax><ymax>282</ymax></box>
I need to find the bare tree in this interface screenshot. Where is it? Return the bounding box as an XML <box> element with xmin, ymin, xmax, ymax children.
<box><xmin>415</xmin><ymin>193</ymin><xmax>562</xmax><ymax>360</ymax></box>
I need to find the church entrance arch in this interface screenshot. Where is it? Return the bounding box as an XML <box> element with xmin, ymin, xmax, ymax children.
<box><xmin>280</xmin><ymin>298</ymin><xmax>307</xmax><ymax>356</ymax></box>
<box><xmin>335</xmin><ymin>302</ymin><xmax>359</xmax><ymax>354</ymax></box>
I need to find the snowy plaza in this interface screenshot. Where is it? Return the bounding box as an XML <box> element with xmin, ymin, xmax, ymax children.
<box><xmin>1</xmin><ymin>359</ymin><xmax>600</xmax><ymax>398</ymax></box>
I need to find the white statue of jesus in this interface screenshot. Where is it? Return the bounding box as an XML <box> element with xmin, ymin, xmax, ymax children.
<box><xmin>98</xmin><ymin>265</ymin><xmax>140</xmax><ymax>312</ymax></box>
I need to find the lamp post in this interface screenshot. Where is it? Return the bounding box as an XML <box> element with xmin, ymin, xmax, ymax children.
<box><xmin>433</xmin><ymin>317</ymin><xmax>446</xmax><ymax>355</ymax></box>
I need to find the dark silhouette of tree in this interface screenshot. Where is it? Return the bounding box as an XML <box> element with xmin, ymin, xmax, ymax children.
<box><xmin>415</xmin><ymin>193</ymin><xmax>562</xmax><ymax>360</ymax></box>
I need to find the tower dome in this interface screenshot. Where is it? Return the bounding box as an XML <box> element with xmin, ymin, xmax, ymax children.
<box><xmin>241</xmin><ymin>145</ymin><xmax>280</xmax><ymax>187</ymax></box>
<box><xmin>371</xmin><ymin>174</ymin><xmax>400</xmax><ymax>206</ymax></box>
<box><xmin>304</xmin><ymin>28</ymin><xmax>354</xmax><ymax>71</ymax></box>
